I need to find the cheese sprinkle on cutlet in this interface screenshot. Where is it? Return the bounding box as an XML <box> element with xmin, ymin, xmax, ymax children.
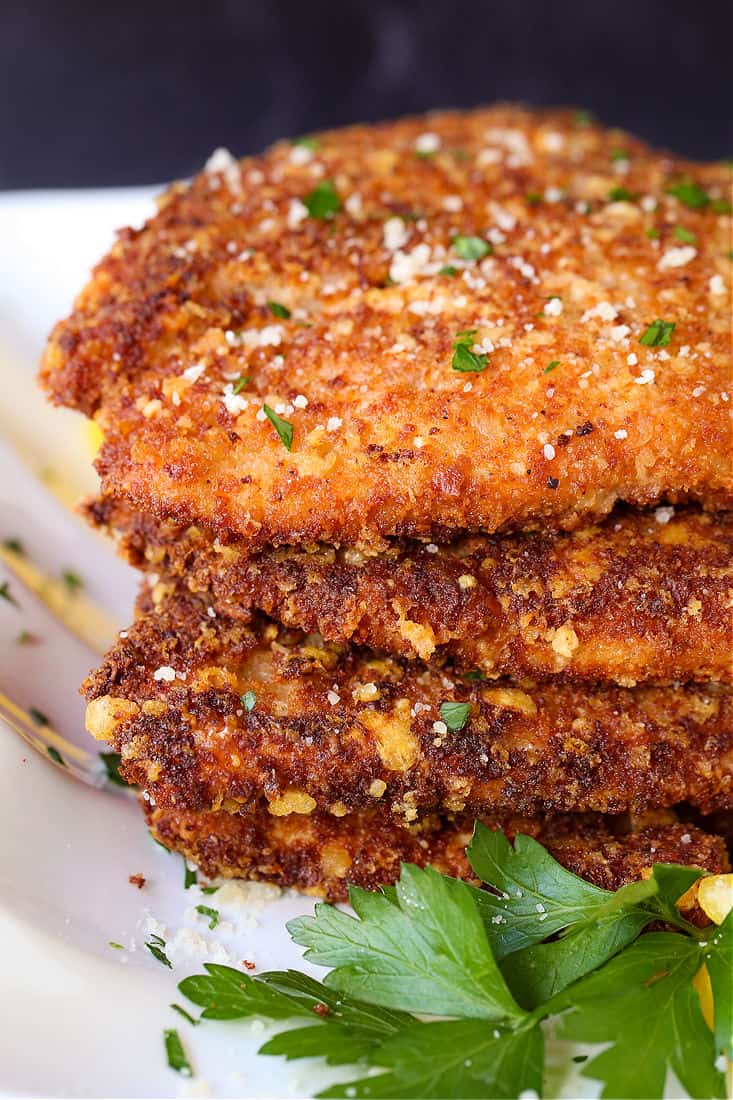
<box><xmin>41</xmin><ymin>105</ymin><xmax>732</xmax><ymax>551</ymax></box>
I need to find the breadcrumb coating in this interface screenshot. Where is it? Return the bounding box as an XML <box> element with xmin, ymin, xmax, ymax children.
<box><xmin>84</xmin><ymin>586</ymin><xmax>733</xmax><ymax>821</ymax></box>
<box><xmin>87</xmin><ymin>497</ymin><xmax>733</xmax><ymax>686</ymax></box>
<box><xmin>145</xmin><ymin>802</ymin><xmax>730</xmax><ymax>902</ymax></box>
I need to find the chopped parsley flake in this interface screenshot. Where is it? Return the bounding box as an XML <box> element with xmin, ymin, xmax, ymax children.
<box><xmin>241</xmin><ymin>690</ymin><xmax>257</xmax><ymax>712</ymax></box>
<box><xmin>170</xmin><ymin>1003</ymin><xmax>199</xmax><ymax>1027</ymax></box>
<box><xmin>645</xmin><ymin>227</ymin><xmax>660</xmax><ymax>239</ymax></box>
<box><xmin>108</xmin><ymin>941</ymin><xmax>124</xmax><ymax>950</ymax></box>
<box><xmin>439</xmin><ymin>701</ymin><xmax>471</xmax><ymax>731</ymax></box>
<box><xmin>29</xmin><ymin>707</ymin><xmax>49</xmax><ymax>726</ymax></box>
<box><xmin>711</xmin><ymin>197</ymin><xmax>733</xmax><ymax>214</ymax></box>
<box><xmin>674</xmin><ymin>225</ymin><xmax>697</xmax><ymax>243</ymax></box>
<box><xmin>2</xmin><ymin>537</ymin><xmax>24</xmax><ymax>555</ymax></box>
<box><xmin>267</xmin><ymin>301</ymin><xmax>291</xmax><ymax>319</ymax></box>
<box><xmin>525</xmin><ymin>191</ymin><xmax>543</xmax><ymax>205</ymax></box>
<box><xmin>263</xmin><ymin>404</ymin><xmax>294</xmax><ymax>451</ymax></box>
<box><xmin>611</xmin><ymin>149</ymin><xmax>630</xmax><ymax>161</ymax></box>
<box><xmin>184</xmin><ymin>862</ymin><xmax>198</xmax><ymax>890</ymax></box>
<box><xmin>303</xmin><ymin>180</ymin><xmax>341</xmax><ymax>220</ymax></box>
<box><xmin>231</xmin><ymin>375</ymin><xmax>250</xmax><ymax>395</ymax></box>
<box><xmin>195</xmin><ymin>905</ymin><xmax>220</xmax><ymax>930</ymax></box>
<box><xmin>0</xmin><ymin>580</ymin><xmax>17</xmax><ymax>605</ymax></box>
<box><xmin>665</xmin><ymin>180</ymin><xmax>711</xmax><ymax>209</ymax></box>
<box><xmin>47</xmin><ymin>746</ymin><xmax>65</xmax><ymax>766</ymax></box>
<box><xmin>164</xmin><ymin>1029</ymin><xmax>192</xmax><ymax>1076</ymax></box>
<box><xmin>573</xmin><ymin>108</ymin><xmax>596</xmax><ymax>126</ymax></box>
<box><xmin>146</xmin><ymin>936</ymin><xmax>172</xmax><ymax>968</ymax></box>
<box><xmin>452</xmin><ymin>235</ymin><xmax>492</xmax><ymax>261</ymax></box>
<box><xmin>100</xmin><ymin>751</ymin><xmax>126</xmax><ymax>787</ymax></box>
<box><xmin>640</xmin><ymin>319</ymin><xmax>676</xmax><ymax>347</ymax></box>
<box><xmin>439</xmin><ymin>265</ymin><xmax>458</xmax><ymax>277</ymax></box>
<box><xmin>62</xmin><ymin>569</ymin><xmax>83</xmax><ymax>593</ymax></box>
<box><xmin>608</xmin><ymin>187</ymin><xmax>637</xmax><ymax>203</ymax></box>
<box><xmin>463</xmin><ymin>669</ymin><xmax>486</xmax><ymax>681</ymax></box>
<box><xmin>544</xmin><ymin>360</ymin><xmax>560</xmax><ymax>374</ymax></box>
<box><xmin>200</xmin><ymin>885</ymin><xmax>220</xmax><ymax>895</ymax></box>
<box><xmin>294</xmin><ymin>135</ymin><xmax>320</xmax><ymax>151</ymax></box>
<box><xmin>451</xmin><ymin>330</ymin><xmax>488</xmax><ymax>374</ymax></box>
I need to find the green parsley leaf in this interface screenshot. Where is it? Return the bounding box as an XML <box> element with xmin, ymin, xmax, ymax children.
<box><xmin>438</xmin><ymin>265</ymin><xmax>458</xmax><ymax>277</ymax></box>
<box><xmin>267</xmin><ymin>301</ymin><xmax>291</xmax><ymax>319</ymax></box>
<box><xmin>294</xmin><ymin>135</ymin><xmax>320</xmax><ymax>151</ymax></box>
<box><xmin>47</xmin><ymin>746</ymin><xmax>66</xmax><ymax>767</ymax></box>
<box><xmin>467</xmin><ymin>826</ymin><xmax>610</xmax><ymax>958</ymax></box>
<box><xmin>439</xmin><ymin>701</ymin><xmax>470</xmax><ymax>731</ymax></box>
<box><xmin>608</xmin><ymin>186</ymin><xmax>637</xmax><ymax>203</ymax></box>
<box><xmin>146</xmin><ymin>936</ymin><xmax>172</xmax><ymax>968</ymax></box>
<box><xmin>181</xmin><ymin>964</ymin><xmax>338</xmax><ymax>1022</ymax></box>
<box><xmin>554</xmin><ymin>933</ymin><xmax>725</xmax><ymax>1100</ymax></box>
<box><xmin>61</xmin><ymin>569</ymin><xmax>83</xmax><ymax>593</ymax></box>
<box><xmin>289</xmin><ymin>864</ymin><xmax>525</xmax><ymax>1021</ymax></box>
<box><xmin>525</xmin><ymin>191</ymin><xmax>543</xmax><ymax>205</ymax></box>
<box><xmin>108</xmin><ymin>941</ymin><xmax>124</xmax><ymax>950</ymax></box>
<box><xmin>611</xmin><ymin>148</ymin><xmax>630</xmax><ymax>162</ymax></box>
<box><xmin>463</xmin><ymin>669</ymin><xmax>485</xmax><ymax>681</ymax></box>
<box><xmin>184</xmin><ymin>862</ymin><xmax>197</xmax><ymax>889</ymax></box>
<box><xmin>646</xmin><ymin>226</ymin><xmax>660</xmax><ymax>238</ymax></box>
<box><xmin>451</xmin><ymin>330</ymin><xmax>488</xmax><ymax>374</ymax></box>
<box><xmin>573</xmin><ymin>108</ymin><xmax>596</xmax><ymax>126</ymax></box>
<box><xmin>164</xmin><ymin>1029</ymin><xmax>192</xmax><ymax>1076</ymax></box>
<box><xmin>640</xmin><ymin>318</ymin><xmax>676</xmax><ymax>347</ymax></box>
<box><xmin>200</xmin><ymin>885</ymin><xmax>219</xmax><ymax>895</ymax></box>
<box><xmin>0</xmin><ymin>580</ymin><xmax>18</xmax><ymax>605</ymax></box>
<box><xmin>665</xmin><ymin>179</ymin><xmax>711</xmax><ymax>209</ymax></box>
<box><xmin>544</xmin><ymin>360</ymin><xmax>560</xmax><ymax>374</ymax></box>
<box><xmin>170</xmin><ymin>1003</ymin><xmax>199</xmax><ymax>1026</ymax></box>
<box><xmin>29</xmin><ymin>707</ymin><xmax>49</xmax><ymax>726</ymax></box>
<box><xmin>231</xmin><ymin>375</ymin><xmax>250</xmax><ymax>395</ymax></box>
<box><xmin>263</xmin><ymin>404</ymin><xmax>294</xmax><ymax>451</ymax></box>
<box><xmin>303</xmin><ymin>180</ymin><xmax>341</xmax><ymax>220</ymax></box>
<box><xmin>674</xmin><ymin>225</ymin><xmax>697</xmax><ymax>243</ymax></box>
<box><xmin>712</xmin><ymin>197</ymin><xmax>733</xmax><ymax>214</ymax></box>
<box><xmin>452</xmin><ymin>235</ymin><xmax>492</xmax><ymax>261</ymax></box>
<box><xmin>2</xmin><ymin>537</ymin><xmax>24</xmax><ymax>555</ymax></box>
<box><xmin>99</xmin><ymin>751</ymin><xmax>126</xmax><ymax>787</ymax></box>
<box><xmin>318</xmin><ymin>1019</ymin><xmax>543</xmax><ymax>1099</ymax></box>
<box><xmin>195</xmin><ymin>904</ymin><xmax>219</xmax><ymax>930</ymax></box>
<box><xmin>241</xmin><ymin>690</ymin><xmax>257</xmax><ymax>712</ymax></box>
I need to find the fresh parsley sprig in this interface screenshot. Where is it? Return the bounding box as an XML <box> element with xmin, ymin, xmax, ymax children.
<box><xmin>177</xmin><ymin>826</ymin><xmax>730</xmax><ymax>1099</ymax></box>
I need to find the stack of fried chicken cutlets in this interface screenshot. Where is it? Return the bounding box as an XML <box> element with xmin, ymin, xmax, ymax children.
<box><xmin>41</xmin><ymin>107</ymin><xmax>732</xmax><ymax>899</ymax></box>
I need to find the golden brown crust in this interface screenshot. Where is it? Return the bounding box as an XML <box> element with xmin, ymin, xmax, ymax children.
<box><xmin>84</xmin><ymin>585</ymin><xmax>733</xmax><ymax>820</ymax></box>
<box><xmin>42</xmin><ymin>106</ymin><xmax>732</xmax><ymax>551</ymax></box>
<box><xmin>144</xmin><ymin>802</ymin><xmax>730</xmax><ymax>902</ymax></box>
<box><xmin>88</xmin><ymin>497</ymin><xmax>733</xmax><ymax>686</ymax></box>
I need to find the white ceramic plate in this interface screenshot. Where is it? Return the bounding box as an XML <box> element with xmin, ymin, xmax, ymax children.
<box><xmin>0</xmin><ymin>188</ymin><xmax>679</xmax><ymax>1099</ymax></box>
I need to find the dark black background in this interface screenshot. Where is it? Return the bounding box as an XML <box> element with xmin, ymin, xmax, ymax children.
<box><xmin>1</xmin><ymin>0</ymin><xmax>730</xmax><ymax>189</ymax></box>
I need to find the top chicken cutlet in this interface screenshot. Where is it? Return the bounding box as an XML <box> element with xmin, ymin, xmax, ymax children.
<box><xmin>41</xmin><ymin>106</ymin><xmax>732</xmax><ymax>550</ymax></box>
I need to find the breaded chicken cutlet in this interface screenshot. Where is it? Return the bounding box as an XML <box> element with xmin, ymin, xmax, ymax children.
<box><xmin>87</xmin><ymin>497</ymin><xmax>733</xmax><ymax>686</ymax></box>
<box><xmin>84</xmin><ymin>586</ymin><xmax>732</xmax><ymax>821</ymax></box>
<box><xmin>145</xmin><ymin>803</ymin><xmax>730</xmax><ymax>902</ymax></box>
<box><xmin>41</xmin><ymin>106</ymin><xmax>731</xmax><ymax>553</ymax></box>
